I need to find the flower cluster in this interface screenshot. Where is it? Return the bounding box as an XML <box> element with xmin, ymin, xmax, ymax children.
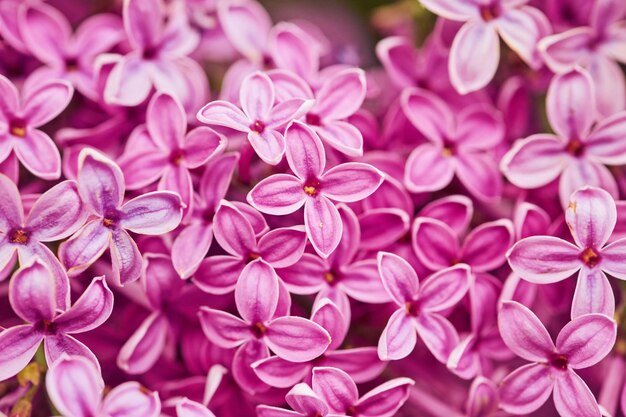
<box><xmin>1</xmin><ymin>1</ymin><xmax>626</xmax><ymax>417</ymax></box>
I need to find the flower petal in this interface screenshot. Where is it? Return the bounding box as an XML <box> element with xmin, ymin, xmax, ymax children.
<box><xmin>304</xmin><ymin>196</ymin><xmax>342</xmax><ymax>258</ymax></box>
<box><xmin>117</xmin><ymin>311</ymin><xmax>168</xmax><ymax>374</ymax></box>
<box><xmin>419</xmin><ymin>0</ymin><xmax>478</xmax><ymax>20</ymax></box>
<box><xmin>507</xmin><ymin>236</ymin><xmax>581</xmax><ymax>283</ymax></box>
<box><xmin>247</xmin><ymin>174</ymin><xmax>306</xmax><ymax>215</ymax></box>
<box><xmin>123</xmin><ymin>0</ymin><xmax>163</xmax><ymax>50</ymax></box>
<box><xmin>566</xmin><ymin>186</ymin><xmax>616</xmax><ymax>249</ymax></box>
<box><xmin>419</xmin><ymin>264</ymin><xmax>471</xmax><ymax>312</ymax></box>
<box><xmin>400</xmin><ymin>88</ymin><xmax>451</xmax><ymax>144</ymax></box>
<box><xmin>311</xmin><ymin>367</ymin><xmax>358</xmax><ymax>414</ymax></box>
<box><xmin>416</xmin><ymin>313</ymin><xmax>459</xmax><ymax>363</ymax></box>
<box><xmin>258</xmin><ymin>226</ymin><xmax>306</xmax><ymax>268</ymax></box>
<box><xmin>412</xmin><ymin>217</ymin><xmax>459</xmax><ymax>270</ymax></box>
<box><xmin>314</xmin><ymin>120</ymin><xmax>364</xmax><ymax>157</ymax></box>
<box><xmin>461</xmin><ymin>219</ymin><xmax>514</xmax><ymax>272</ymax></box>
<box><xmin>104</xmin><ymin>54</ymin><xmax>151</xmax><ymax>107</ymax></box>
<box><xmin>556</xmin><ymin>313</ymin><xmax>616</xmax><ymax>368</ymax></box>
<box><xmin>176</xmin><ymin>398</ymin><xmax>216</xmax><ymax>417</ymax></box>
<box><xmin>14</xmin><ymin>129</ymin><xmax>61</xmax><ymax>180</ymax></box>
<box><xmin>146</xmin><ymin>92</ymin><xmax>186</xmax><ymax>151</ymax></box>
<box><xmin>455</xmin><ymin>152</ymin><xmax>503</xmax><ymax>201</ymax></box>
<box><xmin>198</xmin><ymin>307</ymin><xmax>250</xmax><ymax>348</ymax></box>
<box><xmin>196</xmin><ymin>100</ymin><xmax>249</xmax><ymax>131</ymax></box>
<box><xmin>171</xmin><ymin>223</ymin><xmax>213</xmax><ymax>279</ymax></box>
<box><xmin>559</xmin><ymin>158</ymin><xmax>619</xmax><ymax>208</ymax></box>
<box><xmin>0</xmin><ymin>325</ymin><xmax>42</xmax><ymax>381</ymax></box>
<box><xmin>27</xmin><ymin>180</ymin><xmax>86</xmax><ymax>241</ymax></box>
<box><xmin>77</xmin><ymin>149</ymin><xmax>125</xmax><ymax>215</ymax></box>
<box><xmin>378</xmin><ymin>309</ymin><xmax>417</xmax><ymax>361</ymax></box>
<box><xmin>110</xmin><ymin>228</ymin><xmax>143</xmax><ymax>285</ymax></box>
<box><xmin>252</xmin><ymin>356</ymin><xmax>309</xmax><ymax>388</ymax></box>
<box><xmin>498</xmin><ymin>301</ymin><xmax>554</xmax><ymax>362</ymax></box>
<box><xmin>314</xmin><ymin>69</ymin><xmax>366</xmax><ymax>120</ymax></box>
<box><xmin>404</xmin><ymin>143</ymin><xmax>455</xmax><ymax>193</ymax></box>
<box><xmin>321</xmin><ymin>162</ymin><xmax>383</xmax><ymax>203</ymax></box>
<box><xmin>586</xmin><ymin>112</ymin><xmax>626</xmax><ymax>165</ymax></box>
<box><xmin>499</xmin><ymin>364</ymin><xmax>553</xmax><ymax>415</ymax></box>
<box><xmin>22</xmin><ymin>80</ymin><xmax>74</xmax><ymax>127</ymax></box>
<box><xmin>546</xmin><ymin>68</ymin><xmax>595</xmax><ymax>140</ymax></box>
<box><xmin>240</xmin><ymin>72</ymin><xmax>274</xmax><ymax>121</ymax></box>
<box><xmin>120</xmin><ymin>191</ymin><xmax>183</xmax><ymax>234</ymax></box>
<box><xmin>248</xmin><ymin>130</ymin><xmax>286</xmax><ymax>166</ymax></box>
<box><xmin>496</xmin><ymin>7</ymin><xmax>546</xmax><ymax>67</ymax></box>
<box><xmin>183</xmin><ymin>127</ymin><xmax>226</xmax><ymax>168</ymax></box>
<box><xmin>192</xmin><ymin>255</ymin><xmax>244</xmax><ymax>295</ymax></box>
<box><xmin>53</xmin><ymin>276</ymin><xmax>113</xmax><ymax>334</ymax></box>
<box><xmin>377</xmin><ymin>251</ymin><xmax>419</xmax><ymax>306</ymax></box>
<box><xmin>0</xmin><ymin>173</ymin><xmax>23</xmax><ymax>230</ymax></box>
<box><xmin>235</xmin><ymin>259</ymin><xmax>279</xmax><ymax>324</ymax></box>
<box><xmin>571</xmin><ymin>268</ymin><xmax>615</xmax><ymax>319</ymax></box>
<box><xmin>553</xmin><ymin>369</ymin><xmax>602</xmax><ymax>417</ymax></box>
<box><xmin>9</xmin><ymin>260</ymin><xmax>57</xmax><ymax>323</ymax></box>
<box><xmin>101</xmin><ymin>382</ymin><xmax>161</xmax><ymax>417</ymax></box>
<box><xmin>213</xmin><ymin>201</ymin><xmax>256</xmax><ymax>257</ymax></box>
<box><xmin>45</xmin><ymin>355</ymin><xmax>103</xmax><ymax>417</ymax></box>
<box><xmin>265</xmin><ymin>316</ymin><xmax>331</xmax><ymax>362</ymax></box>
<box><xmin>355</xmin><ymin>377</ymin><xmax>414</xmax><ymax>417</ymax></box>
<box><xmin>59</xmin><ymin>220</ymin><xmax>110</xmax><ymax>275</ymax></box>
<box><xmin>601</xmin><ymin>238</ymin><xmax>626</xmax><ymax>279</ymax></box>
<box><xmin>285</xmin><ymin>121</ymin><xmax>325</xmax><ymax>180</ymax></box>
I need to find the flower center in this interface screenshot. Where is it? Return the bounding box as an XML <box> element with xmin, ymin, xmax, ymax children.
<box><xmin>442</xmin><ymin>146</ymin><xmax>454</xmax><ymax>157</ymax></box>
<box><xmin>250</xmin><ymin>120</ymin><xmax>265</xmax><ymax>133</ymax></box>
<box><xmin>480</xmin><ymin>3</ymin><xmax>501</xmax><ymax>21</ymax></box>
<box><xmin>580</xmin><ymin>247</ymin><xmax>601</xmax><ymax>268</ymax></box>
<box><xmin>405</xmin><ymin>300</ymin><xmax>420</xmax><ymax>317</ymax></box>
<box><xmin>142</xmin><ymin>46</ymin><xmax>158</xmax><ymax>60</ymax></box>
<box><xmin>169</xmin><ymin>149</ymin><xmax>184</xmax><ymax>166</ymax></box>
<box><xmin>35</xmin><ymin>319</ymin><xmax>57</xmax><ymax>335</ymax></box>
<box><xmin>303</xmin><ymin>178</ymin><xmax>321</xmax><ymax>197</ymax></box>
<box><xmin>247</xmin><ymin>252</ymin><xmax>261</xmax><ymax>263</ymax></box>
<box><xmin>548</xmin><ymin>353</ymin><xmax>569</xmax><ymax>370</ymax></box>
<box><xmin>323</xmin><ymin>271</ymin><xmax>335</xmax><ymax>284</ymax></box>
<box><xmin>346</xmin><ymin>406</ymin><xmax>357</xmax><ymax>416</ymax></box>
<box><xmin>102</xmin><ymin>211</ymin><xmax>120</xmax><ymax>229</ymax></box>
<box><xmin>65</xmin><ymin>56</ymin><xmax>79</xmax><ymax>71</ymax></box>
<box><xmin>9</xmin><ymin>118</ymin><xmax>27</xmax><ymax>138</ymax></box>
<box><xmin>9</xmin><ymin>228</ymin><xmax>29</xmax><ymax>245</ymax></box>
<box><xmin>566</xmin><ymin>139</ymin><xmax>584</xmax><ymax>157</ymax></box>
<box><xmin>251</xmin><ymin>322</ymin><xmax>267</xmax><ymax>338</ymax></box>
<box><xmin>306</xmin><ymin>113</ymin><xmax>322</xmax><ymax>126</ymax></box>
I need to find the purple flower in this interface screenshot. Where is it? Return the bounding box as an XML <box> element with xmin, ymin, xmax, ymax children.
<box><xmin>247</xmin><ymin>121</ymin><xmax>384</xmax><ymax>257</ymax></box>
<box><xmin>47</xmin><ymin>354</ymin><xmax>160</xmax><ymax>417</ymax></box>
<box><xmin>0</xmin><ymin>260</ymin><xmax>113</xmax><ymax>381</ymax></box>
<box><xmin>0</xmin><ymin>174</ymin><xmax>86</xmax><ymax>307</ymax></box>
<box><xmin>501</xmin><ymin>68</ymin><xmax>626</xmax><ymax>206</ymax></box>
<box><xmin>377</xmin><ymin>252</ymin><xmax>471</xmax><ymax>362</ymax></box>
<box><xmin>59</xmin><ymin>149</ymin><xmax>183</xmax><ymax>285</ymax></box>
<box><xmin>507</xmin><ymin>186</ymin><xmax>626</xmax><ymax>318</ymax></box>
<box><xmin>193</xmin><ymin>200</ymin><xmax>306</xmax><ymax>294</ymax></box>
<box><xmin>198</xmin><ymin>259</ymin><xmax>331</xmax><ymax>393</ymax></box>
<box><xmin>539</xmin><ymin>0</ymin><xmax>626</xmax><ymax>117</ymax></box>
<box><xmin>498</xmin><ymin>301</ymin><xmax>616</xmax><ymax>416</ymax></box>
<box><xmin>420</xmin><ymin>0</ymin><xmax>550</xmax><ymax>93</ymax></box>
<box><xmin>197</xmin><ymin>71</ymin><xmax>313</xmax><ymax>165</ymax></box>
<box><xmin>119</xmin><ymin>91</ymin><xmax>226</xmax><ymax>216</ymax></box>
<box><xmin>401</xmin><ymin>88</ymin><xmax>505</xmax><ymax>201</ymax></box>
<box><xmin>0</xmin><ymin>74</ymin><xmax>73</xmax><ymax>179</ymax></box>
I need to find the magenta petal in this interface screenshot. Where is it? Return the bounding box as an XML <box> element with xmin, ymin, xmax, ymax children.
<box><xmin>498</xmin><ymin>301</ymin><xmax>554</xmax><ymax>362</ymax></box>
<box><xmin>0</xmin><ymin>325</ymin><xmax>42</xmax><ymax>381</ymax></box>
<box><xmin>101</xmin><ymin>382</ymin><xmax>161</xmax><ymax>417</ymax></box>
<box><xmin>176</xmin><ymin>398</ymin><xmax>216</xmax><ymax>417</ymax></box>
<box><xmin>419</xmin><ymin>264</ymin><xmax>470</xmax><ymax>312</ymax></box>
<box><xmin>285</xmin><ymin>121</ymin><xmax>325</xmax><ymax>180</ymax></box>
<box><xmin>585</xmin><ymin>112</ymin><xmax>626</xmax><ymax>165</ymax></box>
<box><xmin>110</xmin><ymin>229</ymin><xmax>143</xmax><ymax>285</ymax></box>
<box><xmin>419</xmin><ymin>0</ymin><xmax>477</xmax><ymax>20</ymax></box>
<box><xmin>183</xmin><ymin>127</ymin><xmax>226</xmax><ymax>168</ymax></box>
<box><xmin>118</xmin><ymin>126</ymin><xmax>167</xmax><ymax>189</ymax></box>
<box><xmin>601</xmin><ymin>238</ymin><xmax>626</xmax><ymax>279</ymax></box>
<box><xmin>404</xmin><ymin>143</ymin><xmax>455</xmax><ymax>193</ymax></box>
<box><xmin>455</xmin><ymin>152</ymin><xmax>502</xmax><ymax>201</ymax></box>
<box><xmin>78</xmin><ymin>149</ymin><xmax>125</xmax><ymax>215</ymax></box>
<box><xmin>328</xmin><ymin>204</ymin><xmax>360</xmax><ymax>267</ymax></box>
<box><xmin>571</xmin><ymin>268</ymin><xmax>615</xmax><ymax>319</ymax></box>
<box><xmin>559</xmin><ymin>158</ymin><xmax>619</xmax><ymax>208</ymax></box>
<box><xmin>235</xmin><ymin>259</ymin><xmax>279</xmax><ymax>323</ymax></box>
<box><xmin>247</xmin><ymin>174</ymin><xmax>306</xmax><ymax>215</ymax></box>
<box><xmin>44</xmin><ymin>334</ymin><xmax>99</xmax><ymax>371</ymax></box>
<box><xmin>200</xmin><ymin>153</ymin><xmax>239</xmax><ymax>208</ymax></box>
<box><xmin>547</xmin><ymin>68</ymin><xmax>595</xmax><ymax>140</ymax></box>
<box><xmin>159</xmin><ymin>166</ymin><xmax>193</xmax><ymax>217</ymax></box>
<box><xmin>59</xmin><ymin>220</ymin><xmax>110</xmax><ymax>275</ymax></box>
<box><xmin>507</xmin><ymin>236</ymin><xmax>581</xmax><ymax>283</ymax></box>
<box><xmin>285</xmin><ymin>383</ymin><xmax>329</xmax><ymax>417</ymax></box>
<box><xmin>45</xmin><ymin>355</ymin><xmax>103</xmax><ymax>417</ymax></box>
<box><xmin>22</xmin><ymin>80</ymin><xmax>74</xmax><ymax>127</ymax></box>
<box><xmin>311</xmin><ymin>298</ymin><xmax>348</xmax><ymax>350</ymax></box>
<box><xmin>276</xmin><ymin>253</ymin><xmax>326</xmax><ymax>294</ymax></box>
<box><xmin>499</xmin><ymin>364</ymin><xmax>553</xmax><ymax>415</ymax></box>
<box><xmin>240</xmin><ymin>72</ymin><xmax>274</xmax><ymax>121</ymax></box>
<box><xmin>466</xmin><ymin>377</ymin><xmax>498</xmax><ymax>417</ymax></box>
<box><xmin>455</xmin><ymin>105</ymin><xmax>504</xmax><ymax>150</ymax></box>
<box><xmin>311</xmin><ymin>367</ymin><xmax>358</xmax><ymax>414</ymax></box>
<box><xmin>171</xmin><ymin>223</ymin><xmax>213</xmax><ymax>279</ymax></box>
<box><xmin>553</xmin><ymin>369</ymin><xmax>601</xmax><ymax>417</ymax></box>
<box><xmin>304</xmin><ymin>196</ymin><xmax>342</xmax><ymax>258</ymax></box>
<box><xmin>315</xmin><ymin>68</ymin><xmax>366</xmax><ymax>120</ymax></box>
<box><xmin>120</xmin><ymin>191</ymin><xmax>183</xmax><ymax>235</ymax></box>
<box><xmin>377</xmin><ymin>252</ymin><xmax>419</xmax><ymax>306</ymax></box>
<box><xmin>378</xmin><ymin>309</ymin><xmax>416</xmax><ymax>361</ymax></box>
<box><xmin>252</xmin><ymin>356</ymin><xmax>309</xmax><ymax>388</ymax></box>
<box><xmin>265</xmin><ymin>316</ymin><xmax>330</xmax><ymax>362</ymax></box>
<box><xmin>266</xmin><ymin>98</ymin><xmax>312</xmax><ymax>130</ymax></box>
<box><xmin>14</xmin><ymin>129</ymin><xmax>61</xmax><ymax>180</ymax></box>
<box><xmin>496</xmin><ymin>7</ymin><xmax>546</xmax><ymax>67</ymax></box>
<box><xmin>416</xmin><ymin>313</ymin><xmax>459</xmax><ymax>363</ymax></box>
<box><xmin>9</xmin><ymin>260</ymin><xmax>56</xmax><ymax>323</ymax></box>
<box><xmin>412</xmin><ymin>217</ymin><xmax>459</xmax><ymax>270</ymax></box>
<box><xmin>321</xmin><ymin>162</ymin><xmax>383</xmax><ymax>203</ymax></box>
<box><xmin>322</xmin><ymin>347</ymin><xmax>387</xmax><ymax>383</ymax></box>
<box><xmin>0</xmin><ymin>173</ymin><xmax>23</xmax><ymax>230</ymax></box>
<box><xmin>358</xmin><ymin>209</ymin><xmax>410</xmax><ymax>250</ymax></box>
<box><xmin>213</xmin><ymin>201</ymin><xmax>256</xmax><ymax>257</ymax></box>
<box><xmin>198</xmin><ymin>307</ymin><xmax>250</xmax><ymax>348</ymax></box>
<box><xmin>196</xmin><ymin>100</ymin><xmax>250</xmax><ymax>131</ymax></box>
<box><xmin>401</xmin><ymin>88</ymin><xmax>451</xmax><ymax>144</ymax></box>
<box><xmin>117</xmin><ymin>311</ymin><xmax>168</xmax><ymax>374</ymax></box>
<box><xmin>340</xmin><ymin>260</ymin><xmax>390</xmax><ymax>304</ymax></box>
<box><xmin>27</xmin><ymin>180</ymin><xmax>86</xmax><ymax>241</ymax></box>
<box><xmin>123</xmin><ymin>0</ymin><xmax>163</xmax><ymax>50</ymax></box>
<box><xmin>232</xmin><ymin>340</ymin><xmax>271</xmax><ymax>395</ymax></box>
<box><xmin>557</xmin><ymin>313</ymin><xmax>616</xmax><ymax>369</ymax></box>
<box><xmin>258</xmin><ymin>226</ymin><xmax>306</xmax><ymax>268</ymax></box>
<box><xmin>566</xmin><ymin>186</ymin><xmax>616</xmax><ymax>250</ymax></box>
<box><xmin>248</xmin><ymin>130</ymin><xmax>286</xmax><ymax>166</ymax></box>
<box><xmin>53</xmin><ymin>276</ymin><xmax>113</xmax><ymax>333</ymax></box>
<box><xmin>355</xmin><ymin>377</ymin><xmax>414</xmax><ymax>417</ymax></box>
<box><xmin>461</xmin><ymin>219</ymin><xmax>514</xmax><ymax>272</ymax></box>
<box><xmin>147</xmin><ymin>92</ymin><xmax>186</xmax><ymax>151</ymax></box>
<box><xmin>315</xmin><ymin>121</ymin><xmax>364</xmax><ymax>157</ymax></box>
<box><xmin>0</xmin><ymin>74</ymin><xmax>20</xmax><ymax>115</ymax></box>
<box><xmin>193</xmin><ymin>255</ymin><xmax>244</xmax><ymax>295</ymax></box>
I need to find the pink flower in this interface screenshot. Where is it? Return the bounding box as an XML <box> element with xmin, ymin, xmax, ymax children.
<box><xmin>119</xmin><ymin>91</ymin><xmax>226</xmax><ymax>216</ymax></box>
<box><xmin>401</xmin><ymin>88</ymin><xmax>505</xmax><ymax>201</ymax></box>
<box><xmin>507</xmin><ymin>186</ymin><xmax>626</xmax><ymax>318</ymax></box>
<box><xmin>193</xmin><ymin>200</ymin><xmax>306</xmax><ymax>294</ymax></box>
<box><xmin>197</xmin><ymin>71</ymin><xmax>313</xmax><ymax>165</ymax></box>
<box><xmin>247</xmin><ymin>121</ymin><xmax>384</xmax><ymax>257</ymax></box>
<box><xmin>47</xmin><ymin>354</ymin><xmax>160</xmax><ymax>417</ymax></box>
<box><xmin>377</xmin><ymin>252</ymin><xmax>471</xmax><ymax>362</ymax></box>
<box><xmin>0</xmin><ymin>260</ymin><xmax>113</xmax><ymax>381</ymax></box>
<box><xmin>498</xmin><ymin>301</ymin><xmax>616</xmax><ymax>416</ymax></box>
<box><xmin>104</xmin><ymin>0</ymin><xmax>208</xmax><ymax>111</ymax></box>
<box><xmin>59</xmin><ymin>149</ymin><xmax>183</xmax><ymax>285</ymax></box>
<box><xmin>465</xmin><ymin>377</ymin><xmax>501</xmax><ymax>417</ymax></box>
<box><xmin>0</xmin><ymin>174</ymin><xmax>86</xmax><ymax>307</ymax></box>
<box><xmin>198</xmin><ymin>259</ymin><xmax>331</xmax><ymax>393</ymax></box>
<box><xmin>0</xmin><ymin>74</ymin><xmax>73</xmax><ymax>179</ymax></box>
<box><xmin>256</xmin><ymin>382</ymin><xmax>330</xmax><ymax>417</ymax></box>
<box><xmin>501</xmin><ymin>68</ymin><xmax>626</xmax><ymax>206</ymax></box>
<box><xmin>19</xmin><ymin>3</ymin><xmax>123</xmax><ymax>99</ymax></box>
<box><xmin>539</xmin><ymin>0</ymin><xmax>626</xmax><ymax>117</ymax></box>
<box><xmin>420</xmin><ymin>0</ymin><xmax>550</xmax><ymax>93</ymax></box>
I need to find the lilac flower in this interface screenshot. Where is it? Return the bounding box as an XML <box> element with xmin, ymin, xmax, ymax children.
<box><xmin>19</xmin><ymin>3</ymin><xmax>123</xmax><ymax>99</ymax></box>
<box><xmin>170</xmin><ymin>153</ymin><xmax>238</xmax><ymax>279</ymax></box>
<box><xmin>498</xmin><ymin>301</ymin><xmax>616</xmax><ymax>416</ymax></box>
<box><xmin>401</xmin><ymin>88</ymin><xmax>505</xmax><ymax>201</ymax></box>
<box><xmin>508</xmin><ymin>186</ymin><xmax>626</xmax><ymax>319</ymax></box>
<box><xmin>247</xmin><ymin>121</ymin><xmax>384</xmax><ymax>257</ymax></box>
<box><xmin>377</xmin><ymin>252</ymin><xmax>471</xmax><ymax>362</ymax></box>
<box><xmin>539</xmin><ymin>0</ymin><xmax>626</xmax><ymax>116</ymax></box>
<box><xmin>59</xmin><ymin>149</ymin><xmax>183</xmax><ymax>285</ymax></box>
<box><xmin>465</xmin><ymin>377</ymin><xmax>502</xmax><ymax>417</ymax></box>
<box><xmin>119</xmin><ymin>91</ymin><xmax>226</xmax><ymax>215</ymax></box>
<box><xmin>501</xmin><ymin>68</ymin><xmax>626</xmax><ymax>206</ymax></box>
<box><xmin>0</xmin><ymin>174</ymin><xmax>86</xmax><ymax>307</ymax></box>
<box><xmin>104</xmin><ymin>0</ymin><xmax>208</xmax><ymax>111</ymax></box>
<box><xmin>47</xmin><ymin>354</ymin><xmax>160</xmax><ymax>417</ymax></box>
<box><xmin>256</xmin><ymin>382</ymin><xmax>330</xmax><ymax>417</ymax></box>
<box><xmin>420</xmin><ymin>0</ymin><xmax>549</xmax><ymax>93</ymax></box>
<box><xmin>175</xmin><ymin>398</ymin><xmax>216</xmax><ymax>417</ymax></box>
<box><xmin>197</xmin><ymin>71</ymin><xmax>313</xmax><ymax>165</ymax></box>
<box><xmin>253</xmin><ymin>298</ymin><xmax>386</xmax><ymax>388</ymax></box>
<box><xmin>193</xmin><ymin>200</ymin><xmax>306</xmax><ymax>294</ymax></box>
<box><xmin>0</xmin><ymin>260</ymin><xmax>113</xmax><ymax>381</ymax></box>
<box><xmin>0</xmin><ymin>74</ymin><xmax>73</xmax><ymax>179</ymax></box>
<box><xmin>198</xmin><ymin>259</ymin><xmax>331</xmax><ymax>393</ymax></box>
<box><xmin>277</xmin><ymin>204</ymin><xmax>390</xmax><ymax>320</ymax></box>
